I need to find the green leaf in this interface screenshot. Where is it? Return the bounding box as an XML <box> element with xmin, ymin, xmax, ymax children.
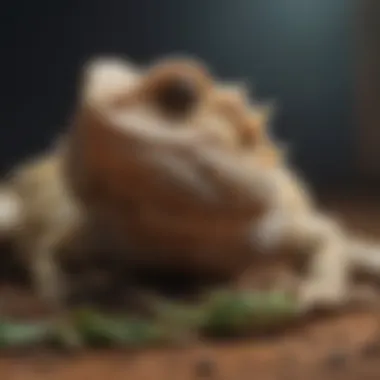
<box><xmin>72</xmin><ymin>309</ymin><xmax>164</xmax><ymax>347</ymax></box>
<box><xmin>0</xmin><ymin>320</ymin><xmax>51</xmax><ymax>348</ymax></box>
<box><xmin>202</xmin><ymin>290</ymin><xmax>299</xmax><ymax>335</ymax></box>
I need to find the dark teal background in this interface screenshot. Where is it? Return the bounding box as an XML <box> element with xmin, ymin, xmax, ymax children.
<box><xmin>1</xmin><ymin>0</ymin><xmax>354</xmax><ymax>186</ymax></box>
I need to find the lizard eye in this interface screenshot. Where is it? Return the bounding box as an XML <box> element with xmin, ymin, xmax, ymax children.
<box><xmin>153</xmin><ymin>74</ymin><xmax>200</xmax><ymax>117</ymax></box>
<box><xmin>143</xmin><ymin>58</ymin><xmax>211</xmax><ymax>118</ymax></box>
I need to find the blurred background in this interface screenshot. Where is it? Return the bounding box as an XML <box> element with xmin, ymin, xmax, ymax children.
<box><xmin>2</xmin><ymin>0</ymin><xmax>378</xmax><ymax>191</ymax></box>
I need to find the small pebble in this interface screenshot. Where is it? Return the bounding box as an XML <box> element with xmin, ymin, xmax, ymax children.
<box><xmin>195</xmin><ymin>358</ymin><xmax>216</xmax><ymax>378</ymax></box>
<box><xmin>324</xmin><ymin>351</ymin><xmax>348</xmax><ymax>370</ymax></box>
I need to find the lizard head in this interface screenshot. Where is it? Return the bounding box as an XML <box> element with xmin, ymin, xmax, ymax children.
<box><xmin>78</xmin><ymin>56</ymin><xmax>275</xmax><ymax>151</ymax></box>
<box><xmin>68</xmin><ymin>56</ymin><xmax>281</xmax><ymax>210</ymax></box>
<box><xmin>66</xmin><ymin>56</ymin><xmax>282</xmax><ymax>269</ymax></box>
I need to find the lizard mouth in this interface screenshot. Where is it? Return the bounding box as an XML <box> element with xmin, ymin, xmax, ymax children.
<box><xmin>108</xmin><ymin>109</ymin><xmax>197</xmax><ymax>149</ymax></box>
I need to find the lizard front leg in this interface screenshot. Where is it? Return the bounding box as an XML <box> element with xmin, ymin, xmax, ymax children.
<box><xmin>250</xmin><ymin>211</ymin><xmax>352</xmax><ymax>312</ymax></box>
<box><xmin>24</xmin><ymin>216</ymin><xmax>89</xmax><ymax>348</ymax></box>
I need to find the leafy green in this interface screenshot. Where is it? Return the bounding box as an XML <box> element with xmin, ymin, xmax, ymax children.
<box><xmin>0</xmin><ymin>319</ymin><xmax>51</xmax><ymax>348</ymax></box>
<box><xmin>72</xmin><ymin>308</ymin><xmax>164</xmax><ymax>347</ymax></box>
<box><xmin>202</xmin><ymin>290</ymin><xmax>298</xmax><ymax>335</ymax></box>
<box><xmin>0</xmin><ymin>290</ymin><xmax>301</xmax><ymax>348</ymax></box>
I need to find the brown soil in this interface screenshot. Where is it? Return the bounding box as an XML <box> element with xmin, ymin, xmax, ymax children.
<box><xmin>0</xmin><ymin>310</ymin><xmax>380</xmax><ymax>380</ymax></box>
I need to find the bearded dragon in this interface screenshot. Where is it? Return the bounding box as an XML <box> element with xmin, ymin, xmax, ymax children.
<box><xmin>0</xmin><ymin>56</ymin><xmax>379</xmax><ymax>321</ymax></box>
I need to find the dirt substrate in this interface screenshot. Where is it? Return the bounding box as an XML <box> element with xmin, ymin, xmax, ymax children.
<box><xmin>0</xmin><ymin>311</ymin><xmax>379</xmax><ymax>380</ymax></box>
<box><xmin>0</xmin><ymin>284</ymin><xmax>380</xmax><ymax>380</ymax></box>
